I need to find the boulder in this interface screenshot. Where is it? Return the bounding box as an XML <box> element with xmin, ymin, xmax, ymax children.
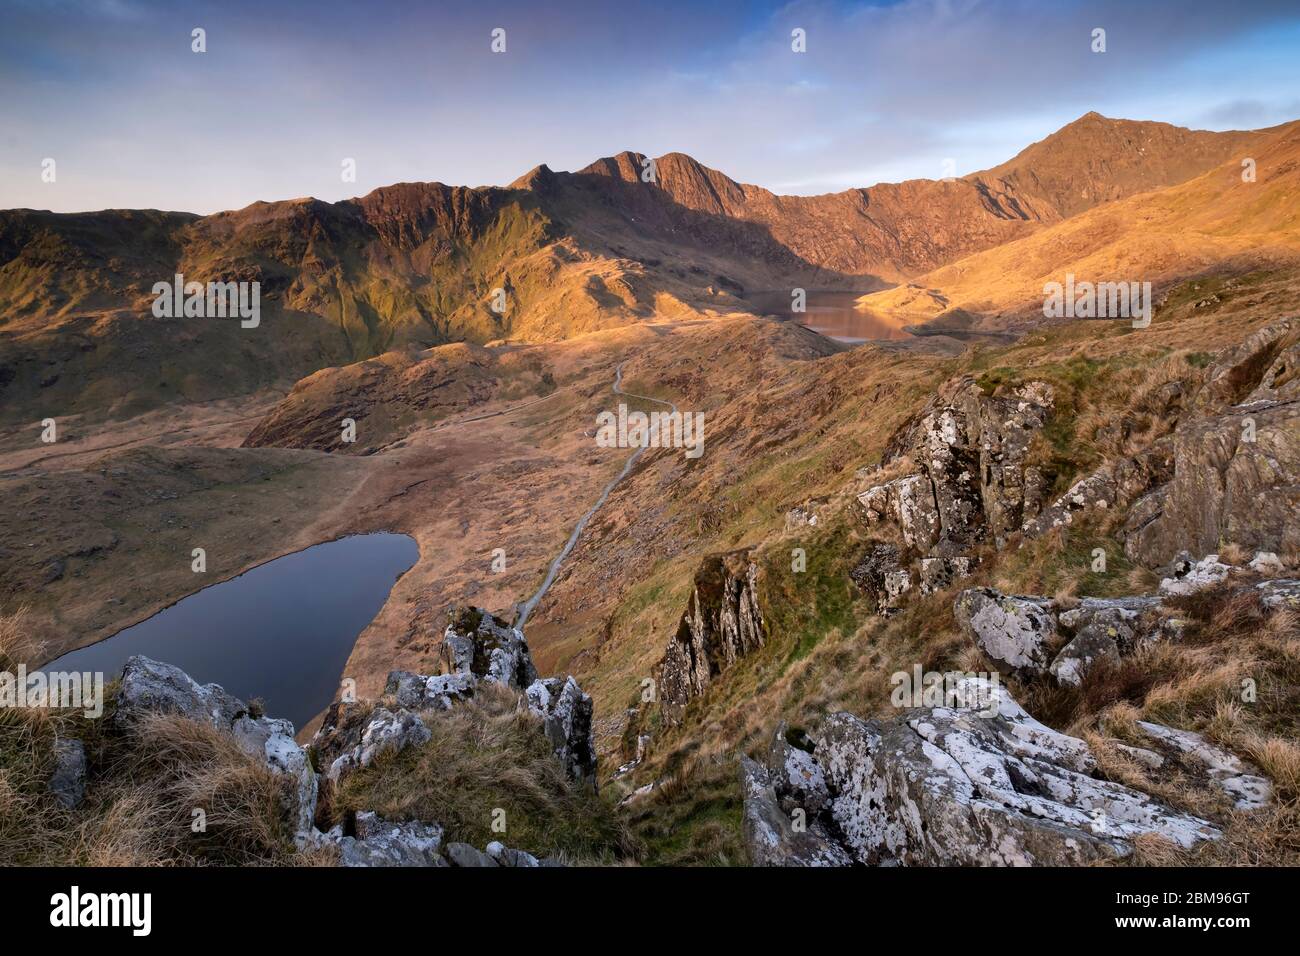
<box><xmin>445</xmin><ymin>842</ymin><xmax>499</xmax><ymax>867</ymax></box>
<box><xmin>485</xmin><ymin>841</ymin><xmax>541</xmax><ymax>867</ymax></box>
<box><xmin>115</xmin><ymin>656</ymin><xmax>317</xmax><ymax>837</ymax></box>
<box><xmin>1136</xmin><ymin>721</ymin><xmax>1272</xmax><ymax>810</ymax></box>
<box><xmin>320</xmin><ymin>706</ymin><xmax>431</xmax><ymax>783</ymax></box>
<box><xmin>766</xmin><ymin>723</ymin><xmax>831</xmax><ymax>815</ymax></box>
<box><xmin>954</xmin><ymin>588</ymin><xmax>1055</xmax><ymax>677</ymax></box>
<box><xmin>918</xmin><ymin>556</ymin><xmax>977</xmax><ymax>595</ymax></box>
<box><xmin>526</xmin><ymin>676</ymin><xmax>598</xmax><ymax>787</ymax></box>
<box><xmin>1158</xmin><ymin>552</ymin><xmax>1232</xmax><ymax>596</ymax></box>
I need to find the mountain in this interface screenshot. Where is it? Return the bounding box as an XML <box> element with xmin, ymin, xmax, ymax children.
<box><xmin>0</xmin><ymin>113</ymin><xmax>1274</xmax><ymax>423</ymax></box>
<box><xmin>859</xmin><ymin>118</ymin><xmax>1300</xmax><ymax>330</ymax></box>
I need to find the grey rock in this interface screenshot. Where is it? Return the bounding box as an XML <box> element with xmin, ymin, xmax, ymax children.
<box><xmin>526</xmin><ymin>676</ymin><xmax>598</xmax><ymax>787</ymax></box>
<box><xmin>954</xmin><ymin>588</ymin><xmax>1055</xmax><ymax>677</ymax></box>
<box><xmin>335</xmin><ymin>812</ymin><xmax>447</xmax><ymax>867</ymax></box>
<box><xmin>739</xmin><ymin>757</ymin><xmax>853</xmax><ymax>867</ymax></box>
<box><xmin>324</xmin><ymin>707</ymin><xmax>431</xmax><ymax>783</ymax></box>
<box><xmin>445</xmin><ymin>842</ymin><xmax>499</xmax><ymax>867</ymax></box>
<box><xmin>385</xmin><ymin>670</ymin><xmax>477</xmax><ymax>711</ymax></box>
<box><xmin>1136</xmin><ymin>721</ymin><xmax>1272</xmax><ymax>810</ymax></box>
<box><xmin>439</xmin><ymin>607</ymin><xmax>537</xmax><ymax>690</ymax></box>
<box><xmin>485</xmin><ymin>841</ymin><xmax>540</xmax><ymax>867</ymax></box>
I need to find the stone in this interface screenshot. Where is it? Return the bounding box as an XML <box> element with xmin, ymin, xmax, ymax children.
<box><xmin>1136</xmin><ymin>721</ymin><xmax>1272</xmax><ymax>810</ymax></box>
<box><xmin>115</xmin><ymin>656</ymin><xmax>318</xmax><ymax>837</ymax></box>
<box><xmin>814</xmin><ymin>679</ymin><xmax>1219</xmax><ymax>866</ymax></box>
<box><xmin>1049</xmin><ymin>628</ymin><xmax>1122</xmax><ymax>687</ymax></box>
<box><xmin>526</xmin><ymin>676</ymin><xmax>598</xmax><ymax>786</ymax></box>
<box><xmin>657</xmin><ymin>551</ymin><xmax>765</xmax><ymax>725</ymax></box>
<box><xmin>1159</xmin><ymin>553</ymin><xmax>1232</xmax><ymax>596</ymax></box>
<box><xmin>334</xmin><ymin>812</ymin><xmax>447</xmax><ymax>867</ymax></box>
<box><xmin>954</xmin><ymin>588</ymin><xmax>1055</xmax><ymax>677</ymax></box>
<box><xmin>739</xmin><ymin>757</ymin><xmax>853</xmax><ymax>867</ymax></box>
<box><xmin>485</xmin><ymin>841</ymin><xmax>540</xmax><ymax>867</ymax></box>
<box><xmin>1258</xmin><ymin>579</ymin><xmax>1300</xmax><ymax>610</ymax></box>
<box><xmin>918</xmin><ymin>556</ymin><xmax>977</xmax><ymax>595</ymax></box>
<box><xmin>766</xmin><ymin>723</ymin><xmax>830</xmax><ymax>815</ymax></box>
<box><xmin>439</xmin><ymin>606</ymin><xmax>537</xmax><ymax>690</ymax></box>
<box><xmin>323</xmin><ymin>706</ymin><xmax>431</xmax><ymax>783</ymax></box>
<box><xmin>385</xmin><ymin>670</ymin><xmax>477</xmax><ymax>711</ymax></box>
<box><xmin>445</xmin><ymin>842</ymin><xmax>499</xmax><ymax>867</ymax></box>
<box><xmin>48</xmin><ymin>737</ymin><xmax>86</xmax><ymax>809</ymax></box>
<box><xmin>1249</xmin><ymin>551</ymin><xmax>1284</xmax><ymax>575</ymax></box>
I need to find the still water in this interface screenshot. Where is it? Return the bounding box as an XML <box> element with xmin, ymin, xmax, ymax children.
<box><xmin>45</xmin><ymin>532</ymin><xmax>419</xmax><ymax>729</ymax></box>
<box><xmin>742</xmin><ymin>290</ymin><xmax>911</xmax><ymax>344</ymax></box>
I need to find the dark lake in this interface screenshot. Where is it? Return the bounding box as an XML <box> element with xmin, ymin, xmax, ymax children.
<box><xmin>45</xmin><ymin>532</ymin><xmax>419</xmax><ymax>729</ymax></box>
<box><xmin>742</xmin><ymin>290</ymin><xmax>912</xmax><ymax>344</ymax></box>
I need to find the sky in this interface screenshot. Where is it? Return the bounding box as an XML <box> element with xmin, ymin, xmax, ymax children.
<box><xmin>2</xmin><ymin>0</ymin><xmax>1299</xmax><ymax>214</ymax></box>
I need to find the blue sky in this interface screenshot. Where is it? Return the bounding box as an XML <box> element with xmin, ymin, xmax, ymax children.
<box><xmin>2</xmin><ymin>0</ymin><xmax>1298</xmax><ymax>213</ymax></box>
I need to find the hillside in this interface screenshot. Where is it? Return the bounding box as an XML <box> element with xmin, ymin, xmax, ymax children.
<box><xmin>0</xmin><ymin>113</ymin><xmax>1262</xmax><ymax>425</ymax></box>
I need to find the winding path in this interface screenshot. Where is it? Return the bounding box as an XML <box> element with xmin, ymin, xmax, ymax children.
<box><xmin>515</xmin><ymin>360</ymin><xmax>676</xmax><ymax>628</ymax></box>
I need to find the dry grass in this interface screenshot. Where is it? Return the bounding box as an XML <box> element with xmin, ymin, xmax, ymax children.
<box><xmin>325</xmin><ymin>682</ymin><xmax>636</xmax><ymax>863</ymax></box>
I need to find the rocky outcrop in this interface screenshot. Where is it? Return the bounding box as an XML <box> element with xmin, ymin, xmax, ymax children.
<box><xmin>853</xmin><ymin>378</ymin><xmax>1054</xmax><ymax>612</ymax></box>
<box><xmin>438</xmin><ymin>606</ymin><xmax>538</xmax><ymax>691</ymax></box>
<box><xmin>1050</xmin><ymin>596</ymin><xmax>1164</xmax><ymax>686</ymax></box>
<box><xmin>314</xmin><ymin>606</ymin><xmax>597</xmax><ymax>788</ymax></box>
<box><xmin>953</xmin><ymin>588</ymin><xmax>1055</xmax><ymax>678</ymax></box>
<box><xmin>657</xmin><ymin>551</ymin><xmax>766</xmax><ymax>726</ymax></box>
<box><xmin>741</xmin><ymin>679</ymin><xmax>1225</xmax><ymax>866</ymax></box>
<box><xmin>115</xmin><ymin>656</ymin><xmax>318</xmax><ymax>836</ymax></box>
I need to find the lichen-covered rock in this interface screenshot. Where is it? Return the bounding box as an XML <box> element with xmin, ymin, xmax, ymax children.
<box><xmin>385</xmin><ymin>670</ymin><xmax>477</xmax><ymax>710</ymax></box>
<box><xmin>918</xmin><ymin>556</ymin><xmax>977</xmax><ymax>595</ymax></box>
<box><xmin>526</xmin><ymin>676</ymin><xmax>598</xmax><ymax>787</ymax></box>
<box><xmin>813</xmin><ymin>679</ymin><xmax>1219</xmax><ymax>866</ymax></box>
<box><xmin>766</xmin><ymin>723</ymin><xmax>831</xmax><ymax>815</ymax></box>
<box><xmin>657</xmin><ymin>551</ymin><xmax>765</xmax><ymax>726</ymax></box>
<box><xmin>1049</xmin><ymin>628</ymin><xmax>1122</xmax><ymax>686</ymax></box>
<box><xmin>439</xmin><ymin>606</ymin><xmax>537</xmax><ymax>690</ymax></box>
<box><xmin>850</xmin><ymin>542</ymin><xmax>906</xmax><ymax>614</ymax></box>
<box><xmin>1050</xmin><ymin>595</ymin><xmax>1165</xmax><ymax>684</ymax></box>
<box><xmin>1136</xmin><ymin>721</ymin><xmax>1272</xmax><ymax>810</ymax></box>
<box><xmin>1258</xmin><ymin>578</ymin><xmax>1300</xmax><ymax>609</ymax></box>
<box><xmin>115</xmin><ymin>656</ymin><xmax>318</xmax><ymax>837</ymax></box>
<box><xmin>954</xmin><ymin>588</ymin><xmax>1055</xmax><ymax>677</ymax></box>
<box><xmin>1159</xmin><ymin>552</ymin><xmax>1232</xmax><ymax>596</ymax></box>
<box><xmin>321</xmin><ymin>706</ymin><xmax>431</xmax><ymax>783</ymax></box>
<box><xmin>48</xmin><ymin>737</ymin><xmax>86</xmax><ymax>809</ymax></box>
<box><xmin>739</xmin><ymin>757</ymin><xmax>853</xmax><ymax>867</ymax></box>
<box><xmin>485</xmin><ymin>841</ymin><xmax>541</xmax><ymax>867</ymax></box>
<box><xmin>115</xmin><ymin>655</ymin><xmax>244</xmax><ymax>730</ymax></box>
<box><xmin>331</xmin><ymin>812</ymin><xmax>448</xmax><ymax>867</ymax></box>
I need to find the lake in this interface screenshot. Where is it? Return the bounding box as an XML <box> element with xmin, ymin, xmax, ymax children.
<box><xmin>741</xmin><ymin>290</ymin><xmax>911</xmax><ymax>344</ymax></box>
<box><xmin>44</xmin><ymin>532</ymin><xmax>419</xmax><ymax>729</ymax></box>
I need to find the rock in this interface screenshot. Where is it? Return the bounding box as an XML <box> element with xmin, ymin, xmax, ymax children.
<box><xmin>115</xmin><ymin>656</ymin><xmax>318</xmax><ymax>837</ymax></box>
<box><xmin>485</xmin><ymin>841</ymin><xmax>540</xmax><ymax>867</ymax></box>
<box><xmin>445</xmin><ymin>842</ymin><xmax>499</xmax><ymax>867</ymax></box>
<box><xmin>1136</xmin><ymin>721</ymin><xmax>1272</xmax><ymax>810</ymax></box>
<box><xmin>918</xmin><ymin>556</ymin><xmax>977</xmax><ymax>595</ymax></box>
<box><xmin>48</xmin><ymin>737</ymin><xmax>86</xmax><ymax>809</ymax></box>
<box><xmin>766</xmin><ymin>723</ymin><xmax>831</xmax><ymax>815</ymax></box>
<box><xmin>813</xmin><ymin>678</ymin><xmax>1219</xmax><ymax>866</ymax></box>
<box><xmin>526</xmin><ymin>676</ymin><xmax>598</xmax><ymax>787</ymax></box>
<box><xmin>323</xmin><ymin>706</ymin><xmax>431</xmax><ymax>783</ymax></box>
<box><xmin>1258</xmin><ymin>579</ymin><xmax>1300</xmax><ymax>609</ymax></box>
<box><xmin>1159</xmin><ymin>553</ymin><xmax>1232</xmax><ymax>596</ymax></box>
<box><xmin>657</xmin><ymin>551</ymin><xmax>765</xmax><ymax>725</ymax></box>
<box><xmin>1249</xmin><ymin>551</ymin><xmax>1285</xmax><ymax>575</ymax></box>
<box><xmin>1049</xmin><ymin>628</ymin><xmax>1122</xmax><ymax>687</ymax></box>
<box><xmin>385</xmin><ymin>670</ymin><xmax>477</xmax><ymax>711</ymax></box>
<box><xmin>1124</xmin><ymin>320</ymin><xmax>1300</xmax><ymax>567</ymax></box>
<box><xmin>739</xmin><ymin>757</ymin><xmax>853</xmax><ymax>867</ymax></box>
<box><xmin>231</xmin><ymin>715</ymin><xmax>318</xmax><ymax>834</ymax></box>
<box><xmin>954</xmin><ymin>588</ymin><xmax>1055</xmax><ymax>677</ymax></box>
<box><xmin>850</xmin><ymin>542</ymin><xmax>906</xmax><ymax>614</ymax></box>
<box><xmin>115</xmin><ymin>655</ymin><xmax>244</xmax><ymax>730</ymax></box>
<box><xmin>334</xmin><ymin>812</ymin><xmax>447</xmax><ymax>867</ymax></box>
<box><xmin>439</xmin><ymin>606</ymin><xmax>537</xmax><ymax>690</ymax></box>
